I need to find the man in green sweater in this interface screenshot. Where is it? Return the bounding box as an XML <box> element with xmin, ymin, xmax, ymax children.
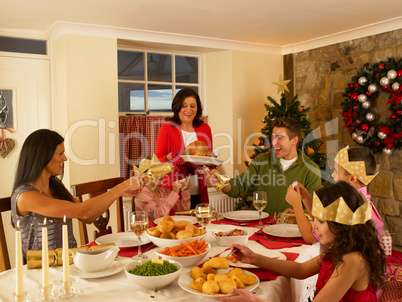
<box><xmin>208</xmin><ymin>117</ymin><xmax>322</xmax><ymax>215</ymax></box>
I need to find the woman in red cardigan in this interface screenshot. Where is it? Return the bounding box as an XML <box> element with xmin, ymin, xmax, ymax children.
<box><xmin>155</xmin><ymin>88</ymin><xmax>213</xmax><ymax>208</ymax></box>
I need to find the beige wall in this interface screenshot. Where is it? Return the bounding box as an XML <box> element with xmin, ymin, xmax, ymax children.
<box><xmin>205</xmin><ymin>51</ymin><xmax>283</xmax><ymax>177</ymax></box>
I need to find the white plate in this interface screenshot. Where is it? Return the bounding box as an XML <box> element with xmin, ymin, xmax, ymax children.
<box><xmin>223</xmin><ymin>210</ymin><xmax>269</xmax><ymax>222</ymax></box>
<box><xmin>95</xmin><ymin>232</ymin><xmax>151</xmax><ymax>249</ymax></box>
<box><xmin>70</xmin><ymin>261</ymin><xmax>123</xmax><ymax>279</ymax></box>
<box><xmin>220</xmin><ymin>247</ymin><xmax>286</xmax><ymax>268</ymax></box>
<box><xmin>154</xmin><ymin>215</ymin><xmax>197</xmax><ymax>225</ymax></box>
<box><xmin>180</xmin><ymin>155</ymin><xmax>223</xmax><ymax>166</ymax></box>
<box><xmin>178</xmin><ymin>268</ymin><xmax>260</xmax><ymax>297</ymax></box>
<box><xmin>263</xmin><ymin>224</ymin><xmax>302</xmax><ymax>238</ymax></box>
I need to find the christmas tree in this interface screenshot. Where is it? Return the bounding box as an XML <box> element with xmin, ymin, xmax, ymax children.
<box><xmin>236</xmin><ymin>77</ymin><xmax>332</xmax><ymax>210</ymax></box>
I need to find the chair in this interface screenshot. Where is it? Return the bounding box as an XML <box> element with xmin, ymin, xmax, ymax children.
<box><xmin>0</xmin><ymin>197</ymin><xmax>11</xmax><ymax>272</ymax></box>
<box><xmin>71</xmin><ymin>177</ymin><xmax>125</xmax><ymax>245</ymax></box>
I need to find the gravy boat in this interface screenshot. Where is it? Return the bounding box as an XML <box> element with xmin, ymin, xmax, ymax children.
<box><xmin>73</xmin><ymin>246</ymin><xmax>120</xmax><ymax>272</ymax></box>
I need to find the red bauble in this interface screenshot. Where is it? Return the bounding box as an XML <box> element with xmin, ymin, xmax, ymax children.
<box><xmin>374</xmin><ymin>141</ymin><xmax>380</xmax><ymax>147</ymax></box>
<box><xmin>349</xmin><ymin>84</ymin><xmax>354</xmax><ymax>89</ymax></box>
<box><xmin>397</xmin><ymin>110</ymin><xmax>402</xmax><ymax>116</ymax></box>
<box><xmin>379</xmin><ymin>64</ymin><xmax>385</xmax><ymax>70</ymax></box>
<box><xmin>356</xmin><ymin>119</ymin><xmax>361</xmax><ymax>124</ymax></box>
<box><xmin>354</xmin><ymin>83</ymin><xmax>359</xmax><ymax>88</ymax></box>
<box><xmin>366</xmin><ymin>91</ymin><xmax>372</xmax><ymax>96</ymax></box>
<box><xmin>391</xmin><ymin>114</ymin><xmax>397</xmax><ymax>119</ymax></box>
<box><xmin>361</xmin><ymin>124</ymin><xmax>369</xmax><ymax>132</ymax></box>
<box><xmin>348</xmin><ymin>93</ymin><xmax>351</xmax><ymax>97</ymax></box>
<box><xmin>397</xmin><ymin>70</ymin><xmax>402</xmax><ymax>77</ymax></box>
<box><xmin>353</xmin><ymin>105</ymin><xmax>359</xmax><ymax>110</ymax></box>
<box><xmin>367</xmin><ymin>142</ymin><xmax>372</xmax><ymax>147</ymax></box>
<box><xmin>351</xmin><ymin>93</ymin><xmax>359</xmax><ymax>101</ymax></box>
<box><xmin>349</xmin><ymin>129</ymin><xmax>353</xmax><ymax>135</ymax></box>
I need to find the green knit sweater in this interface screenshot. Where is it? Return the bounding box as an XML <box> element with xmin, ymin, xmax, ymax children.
<box><xmin>226</xmin><ymin>150</ymin><xmax>322</xmax><ymax>215</ymax></box>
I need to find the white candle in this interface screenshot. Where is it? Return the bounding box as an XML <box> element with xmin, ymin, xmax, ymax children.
<box><xmin>42</xmin><ymin>218</ymin><xmax>50</xmax><ymax>288</ymax></box>
<box><xmin>15</xmin><ymin>220</ymin><xmax>24</xmax><ymax>296</ymax></box>
<box><xmin>62</xmin><ymin>216</ymin><xmax>70</xmax><ymax>285</ymax></box>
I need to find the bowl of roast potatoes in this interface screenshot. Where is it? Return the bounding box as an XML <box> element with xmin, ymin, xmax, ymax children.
<box><xmin>187</xmin><ymin>257</ymin><xmax>258</xmax><ymax>295</ymax></box>
<box><xmin>146</xmin><ymin>215</ymin><xmax>206</xmax><ymax>248</ymax></box>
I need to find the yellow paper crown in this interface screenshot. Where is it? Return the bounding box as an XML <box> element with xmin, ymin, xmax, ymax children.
<box><xmin>133</xmin><ymin>154</ymin><xmax>173</xmax><ymax>177</ymax></box>
<box><xmin>334</xmin><ymin>146</ymin><xmax>378</xmax><ymax>185</ymax></box>
<box><xmin>311</xmin><ymin>191</ymin><xmax>371</xmax><ymax>225</ymax></box>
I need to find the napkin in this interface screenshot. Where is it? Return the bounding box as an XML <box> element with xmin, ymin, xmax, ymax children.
<box><xmin>255</xmin><ymin>239</ymin><xmax>301</xmax><ymax>249</ymax></box>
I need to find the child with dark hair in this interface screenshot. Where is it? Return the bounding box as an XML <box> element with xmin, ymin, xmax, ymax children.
<box><xmin>215</xmin><ymin>181</ymin><xmax>386</xmax><ymax>302</ymax></box>
<box><xmin>286</xmin><ymin>145</ymin><xmax>383</xmax><ymax>243</ymax></box>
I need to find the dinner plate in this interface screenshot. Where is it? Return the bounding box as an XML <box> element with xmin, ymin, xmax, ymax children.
<box><xmin>154</xmin><ymin>215</ymin><xmax>197</xmax><ymax>225</ymax></box>
<box><xmin>178</xmin><ymin>268</ymin><xmax>260</xmax><ymax>297</ymax></box>
<box><xmin>263</xmin><ymin>224</ymin><xmax>302</xmax><ymax>238</ymax></box>
<box><xmin>180</xmin><ymin>155</ymin><xmax>223</xmax><ymax>166</ymax></box>
<box><xmin>95</xmin><ymin>232</ymin><xmax>151</xmax><ymax>249</ymax></box>
<box><xmin>223</xmin><ymin>210</ymin><xmax>269</xmax><ymax>222</ymax></box>
<box><xmin>70</xmin><ymin>261</ymin><xmax>123</xmax><ymax>279</ymax></box>
<box><xmin>220</xmin><ymin>247</ymin><xmax>286</xmax><ymax>268</ymax></box>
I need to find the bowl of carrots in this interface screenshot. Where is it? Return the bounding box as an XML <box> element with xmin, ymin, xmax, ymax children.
<box><xmin>153</xmin><ymin>239</ymin><xmax>211</xmax><ymax>267</ymax></box>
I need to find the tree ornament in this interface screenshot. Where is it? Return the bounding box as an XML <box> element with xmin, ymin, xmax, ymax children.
<box><xmin>391</xmin><ymin>114</ymin><xmax>397</xmax><ymax>119</ymax></box>
<box><xmin>352</xmin><ymin>132</ymin><xmax>358</xmax><ymax>139</ymax></box>
<box><xmin>298</xmin><ymin>106</ymin><xmax>303</xmax><ymax>112</ymax></box>
<box><xmin>272</xmin><ymin>74</ymin><xmax>291</xmax><ymax>94</ymax></box>
<box><xmin>305</xmin><ymin>115</ymin><xmax>310</xmax><ymax>121</ymax></box>
<box><xmin>356</xmin><ymin>136</ymin><xmax>364</xmax><ymax>144</ymax></box>
<box><xmin>392</xmin><ymin>82</ymin><xmax>400</xmax><ymax>91</ymax></box>
<box><xmin>366</xmin><ymin>113</ymin><xmax>375</xmax><ymax>121</ymax></box>
<box><xmin>382</xmin><ymin>148</ymin><xmax>393</xmax><ymax>155</ymax></box>
<box><xmin>354</xmin><ymin>83</ymin><xmax>359</xmax><ymax>88</ymax></box>
<box><xmin>358</xmin><ymin>76</ymin><xmax>368</xmax><ymax>85</ymax></box>
<box><xmin>397</xmin><ymin>110</ymin><xmax>402</xmax><ymax>116</ymax></box>
<box><xmin>379</xmin><ymin>64</ymin><xmax>385</xmax><ymax>70</ymax></box>
<box><xmin>378</xmin><ymin>131</ymin><xmax>387</xmax><ymax>139</ymax></box>
<box><xmin>374</xmin><ymin>141</ymin><xmax>380</xmax><ymax>147</ymax></box>
<box><xmin>358</xmin><ymin>94</ymin><xmax>367</xmax><ymax>103</ymax></box>
<box><xmin>387</xmin><ymin>70</ymin><xmax>397</xmax><ymax>80</ymax></box>
<box><xmin>307</xmin><ymin>147</ymin><xmax>314</xmax><ymax>155</ymax></box>
<box><xmin>362</xmin><ymin>101</ymin><xmax>371</xmax><ymax>109</ymax></box>
<box><xmin>380</xmin><ymin>77</ymin><xmax>390</xmax><ymax>86</ymax></box>
<box><xmin>366</xmin><ymin>91</ymin><xmax>372</xmax><ymax>96</ymax></box>
<box><xmin>397</xmin><ymin>70</ymin><xmax>402</xmax><ymax>77</ymax></box>
<box><xmin>361</xmin><ymin>124</ymin><xmax>369</xmax><ymax>132</ymax></box>
<box><xmin>356</xmin><ymin>119</ymin><xmax>361</xmax><ymax>124</ymax></box>
<box><xmin>351</xmin><ymin>93</ymin><xmax>359</xmax><ymax>101</ymax></box>
<box><xmin>368</xmin><ymin>84</ymin><xmax>377</xmax><ymax>93</ymax></box>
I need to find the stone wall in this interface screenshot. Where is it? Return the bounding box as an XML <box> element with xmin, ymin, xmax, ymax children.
<box><xmin>293</xmin><ymin>29</ymin><xmax>402</xmax><ymax>247</ymax></box>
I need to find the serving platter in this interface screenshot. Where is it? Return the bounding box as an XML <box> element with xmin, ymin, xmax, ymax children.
<box><xmin>70</xmin><ymin>261</ymin><xmax>123</xmax><ymax>279</ymax></box>
<box><xmin>263</xmin><ymin>224</ymin><xmax>302</xmax><ymax>238</ymax></box>
<box><xmin>178</xmin><ymin>268</ymin><xmax>260</xmax><ymax>297</ymax></box>
<box><xmin>154</xmin><ymin>215</ymin><xmax>197</xmax><ymax>225</ymax></box>
<box><xmin>180</xmin><ymin>155</ymin><xmax>223</xmax><ymax>166</ymax></box>
<box><xmin>223</xmin><ymin>210</ymin><xmax>269</xmax><ymax>222</ymax></box>
<box><xmin>95</xmin><ymin>232</ymin><xmax>151</xmax><ymax>249</ymax></box>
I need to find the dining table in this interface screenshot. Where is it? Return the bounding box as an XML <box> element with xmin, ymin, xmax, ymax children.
<box><xmin>0</xmin><ymin>215</ymin><xmax>320</xmax><ymax>302</ymax></box>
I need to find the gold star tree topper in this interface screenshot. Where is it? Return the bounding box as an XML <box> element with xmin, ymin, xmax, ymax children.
<box><xmin>273</xmin><ymin>74</ymin><xmax>291</xmax><ymax>94</ymax></box>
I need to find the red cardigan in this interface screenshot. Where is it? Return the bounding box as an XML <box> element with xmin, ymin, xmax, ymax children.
<box><xmin>155</xmin><ymin>121</ymin><xmax>213</xmax><ymax>163</ymax></box>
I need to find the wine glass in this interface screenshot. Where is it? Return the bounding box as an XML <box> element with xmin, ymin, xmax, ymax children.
<box><xmin>130</xmin><ymin>211</ymin><xmax>149</xmax><ymax>259</ymax></box>
<box><xmin>195</xmin><ymin>203</ymin><xmax>213</xmax><ymax>231</ymax></box>
<box><xmin>253</xmin><ymin>191</ymin><xmax>267</xmax><ymax>228</ymax></box>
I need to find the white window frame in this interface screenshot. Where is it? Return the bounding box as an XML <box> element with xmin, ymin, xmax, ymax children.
<box><xmin>118</xmin><ymin>47</ymin><xmax>204</xmax><ymax>116</ymax></box>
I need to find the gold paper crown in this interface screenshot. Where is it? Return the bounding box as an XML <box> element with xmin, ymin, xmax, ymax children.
<box><xmin>334</xmin><ymin>146</ymin><xmax>378</xmax><ymax>185</ymax></box>
<box><xmin>133</xmin><ymin>154</ymin><xmax>173</xmax><ymax>177</ymax></box>
<box><xmin>311</xmin><ymin>192</ymin><xmax>371</xmax><ymax>225</ymax></box>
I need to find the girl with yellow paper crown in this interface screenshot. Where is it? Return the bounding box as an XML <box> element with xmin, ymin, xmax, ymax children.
<box><xmin>215</xmin><ymin>181</ymin><xmax>386</xmax><ymax>302</ymax></box>
<box><xmin>134</xmin><ymin>155</ymin><xmax>191</xmax><ymax>221</ymax></box>
<box><xmin>285</xmin><ymin>146</ymin><xmax>383</xmax><ymax>244</ymax></box>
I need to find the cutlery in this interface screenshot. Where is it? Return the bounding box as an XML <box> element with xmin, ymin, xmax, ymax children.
<box><xmin>225</xmin><ymin>248</ymin><xmax>238</xmax><ymax>259</ymax></box>
<box><xmin>142</xmin><ymin>244</ymin><xmax>156</xmax><ymax>254</ymax></box>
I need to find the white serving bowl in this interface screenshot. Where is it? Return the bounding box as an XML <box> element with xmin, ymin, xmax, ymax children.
<box><xmin>145</xmin><ymin>232</ymin><xmax>206</xmax><ymax>248</ymax></box>
<box><xmin>153</xmin><ymin>243</ymin><xmax>211</xmax><ymax>267</ymax></box>
<box><xmin>124</xmin><ymin>259</ymin><xmax>182</xmax><ymax>290</ymax></box>
<box><xmin>212</xmin><ymin>229</ymin><xmax>249</xmax><ymax>247</ymax></box>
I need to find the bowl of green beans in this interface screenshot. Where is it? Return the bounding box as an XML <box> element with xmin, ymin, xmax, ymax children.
<box><xmin>124</xmin><ymin>259</ymin><xmax>182</xmax><ymax>289</ymax></box>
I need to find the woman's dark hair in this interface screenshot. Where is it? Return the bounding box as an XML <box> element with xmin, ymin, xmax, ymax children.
<box><xmin>166</xmin><ymin>88</ymin><xmax>204</xmax><ymax>127</ymax></box>
<box><xmin>12</xmin><ymin>129</ymin><xmax>75</xmax><ymax>202</ymax></box>
<box><xmin>316</xmin><ymin>181</ymin><xmax>386</xmax><ymax>290</ymax></box>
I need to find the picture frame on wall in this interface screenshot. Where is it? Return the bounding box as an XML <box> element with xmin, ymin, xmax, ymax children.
<box><xmin>0</xmin><ymin>88</ymin><xmax>17</xmax><ymax>131</ymax></box>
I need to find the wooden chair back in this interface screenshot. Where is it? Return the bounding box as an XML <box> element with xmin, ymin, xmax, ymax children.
<box><xmin>71</xmin><ymin>177</ymin><xmax>125</xmax><ymax>245</ymax></box>
<box><xmin>0</xmin><ymin>197</ymin><xmax>11</xmax><ymax>272</ymax></box>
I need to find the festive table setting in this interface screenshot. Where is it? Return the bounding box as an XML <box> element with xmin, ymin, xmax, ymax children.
<box><xmin>0</xmin><ymin>210</ymin><xmax>321</xmax><ymax>302</ymax></box>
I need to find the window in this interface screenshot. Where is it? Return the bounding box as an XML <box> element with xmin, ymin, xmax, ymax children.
<box><xmin>118</xmin><ymin>50</ymin><xmax>200</xmax><ymax>113</ymax></box>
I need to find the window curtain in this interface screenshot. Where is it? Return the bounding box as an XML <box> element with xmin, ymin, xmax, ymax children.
<box><xmin>119</xmin><ymin>115</ymin><xmax>166</xmax><ymax>179</ymax></box>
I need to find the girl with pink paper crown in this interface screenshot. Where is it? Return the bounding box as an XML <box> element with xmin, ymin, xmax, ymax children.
<box><xmin>215</xmin><ymin>181</ymin><xmax>386</xmax><ymax>302</ymax></box>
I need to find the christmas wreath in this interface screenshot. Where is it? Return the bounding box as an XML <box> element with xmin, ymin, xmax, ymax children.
<box><xmin>341</xmin><ymin>57</ymin><xmax>402</xmax><ymax>155</ymax></box>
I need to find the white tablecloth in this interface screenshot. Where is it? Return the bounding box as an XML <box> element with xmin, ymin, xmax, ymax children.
<box><xmin>0</xmin><ymin>224</ymin><xmax>316</xmax><ymax>302</ymax></box>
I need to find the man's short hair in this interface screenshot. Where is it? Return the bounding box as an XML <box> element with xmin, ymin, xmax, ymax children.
<box><xmin>272</xmin><ymin>117</ymin><xmax>302</xmax><ymax>141</ymax></box>
<box><xmin>347</xmin><ymin>147</ymin><xmax>377</xmax><ymax>176</ymax></box>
